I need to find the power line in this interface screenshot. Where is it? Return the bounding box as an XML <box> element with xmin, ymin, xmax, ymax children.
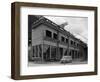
<box><xmin>73</xmin><ymin>32</ymin><xmax>88</xmax><ymax>40</ymax></box>
<box><xmin>65</xmin><ymin>26</ymin><xmax>88</xmax><ymax>43</ymax></box>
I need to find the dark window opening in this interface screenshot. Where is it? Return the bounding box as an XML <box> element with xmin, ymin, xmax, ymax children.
<box><xmin>46</xmin><ymin>30</ymin><xmax>52</xmax><ymax>38</ymax></box>
<box><xmin>74</xmin><ymin>42</ymin><xmax>76</xmax><ymax>46</ymax></box>
<box><xmin>66</xmin><ymin>38</ymin><xmax>68</xmax><ymax>43</ymax></box>
<box><xmin>53</xmin><ymin>33</ymin><xmax>58</xmax><ymax>39</ymax></box>
<box><xmin>61</xmin><ymin>36</ymin><xmax>65</xmax><ymax>42</ymax></box>
<box><xmin>71</xmin><ymin>40</ymin><xmax>73</xmax><ymax>45</ymax></box>
<box><xmin>59</xmin><ymin>48</ymin><xmax>63</xmax><ymax>59</ymax></box>
<box><xmin>77</xmin><ymin>44</ymin><xmax>79</xmax><ymax>47</ymax></box>
<box><xmin>69</xmin><ymin>50</ymin><xmax>71</xmax><ymax>56</ymax></box>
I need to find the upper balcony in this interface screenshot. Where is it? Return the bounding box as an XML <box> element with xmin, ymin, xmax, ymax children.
<box><xmin>43</xmin><ymin>30</ymin><xmax>59</xmax><ymax>43</ymax></box>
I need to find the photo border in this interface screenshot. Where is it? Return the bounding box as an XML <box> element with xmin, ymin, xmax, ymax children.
<box><xmin>11</xmin><ymin>2</ymin><xmax>98</xmax><ymax>80</ymax></box>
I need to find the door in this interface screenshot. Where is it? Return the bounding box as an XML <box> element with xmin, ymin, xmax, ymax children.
<box><xmin>51</xmin><ymin>46</ymin><xmax>57</xmax><ymax>61</ymax></box>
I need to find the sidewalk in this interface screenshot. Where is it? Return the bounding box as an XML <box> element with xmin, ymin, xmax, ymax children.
<box><xmin>28</xmin><ymin>60</ymin><xmax>87</xmax><ymax>66</ymax></box>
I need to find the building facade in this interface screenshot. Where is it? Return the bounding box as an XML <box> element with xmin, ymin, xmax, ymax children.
<box><xmin>28</xmin><ymin>15</ymin><xmax>88</xmax><ymax>62</ymax></box>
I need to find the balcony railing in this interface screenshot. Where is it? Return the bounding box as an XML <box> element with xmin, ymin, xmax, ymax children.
<box><xmin>43</xmin><ymin>36</ymin><xmax>59</xmax><ymax>43</ymax></box>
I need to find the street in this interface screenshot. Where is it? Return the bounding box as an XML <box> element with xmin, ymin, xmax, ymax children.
<box><xmin>28</xmin><ymin>60</ymin><xmax>87</xmax><ymax>66</ymax></box>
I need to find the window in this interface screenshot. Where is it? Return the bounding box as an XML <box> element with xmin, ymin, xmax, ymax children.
<box><xmin>46</xmin><ymin>30</ymin><xmax>52</xmax><ymax>38</ymax></box>
<box><xmin>70</xmin><ymin>40</ymin><xmax>73</xmax><ymax>45</ymax></box>
<box><xmin>76</xmin><ymin>43</ymin><xmax>77</xmax><ymax>47</ymax></box>
<box><xmin>77</xmin><ymin>44</ymin><xmax>79</xmax><ymax>47</ymax></box>
<box><xmin>66</xmin><ymin>38</ymin><xmax>68</xmax><ymax>43</ymax></box>
<box><xmin>61</xmin><ymin>36</ymin><xmax>65</xmax><ymax>42</ymax></box>
<box><xmin>76</xmin><ymin>43</ymin><xmax>79</xmax><ymax>47</ymax></box>
<box><xmin>74</xmin><ymin>42</ymin><xmax>76</xmax><ymax>46</ymax></box>
<box><xmin>53</xmin><ymin>33</ymin><xmax>58</xmax><ymax>39</ymax></box>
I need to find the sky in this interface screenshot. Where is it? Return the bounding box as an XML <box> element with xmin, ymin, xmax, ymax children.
<box><xmin>44</xmin><ymin>16</ymin><xmax>88</xmax><ymax>44</ymax></box>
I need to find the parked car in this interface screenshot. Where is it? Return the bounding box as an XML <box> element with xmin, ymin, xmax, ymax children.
<box><xmin>60</xmin><ymin>56</ymin><xmax>72</xmax><ymax>63</ymax></box>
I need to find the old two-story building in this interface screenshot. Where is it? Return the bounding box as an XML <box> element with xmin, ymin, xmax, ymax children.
<box><xmin>28</xmin><ymin>15</ymin><xmax>88</xmax><ymax>62</ymax></box>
